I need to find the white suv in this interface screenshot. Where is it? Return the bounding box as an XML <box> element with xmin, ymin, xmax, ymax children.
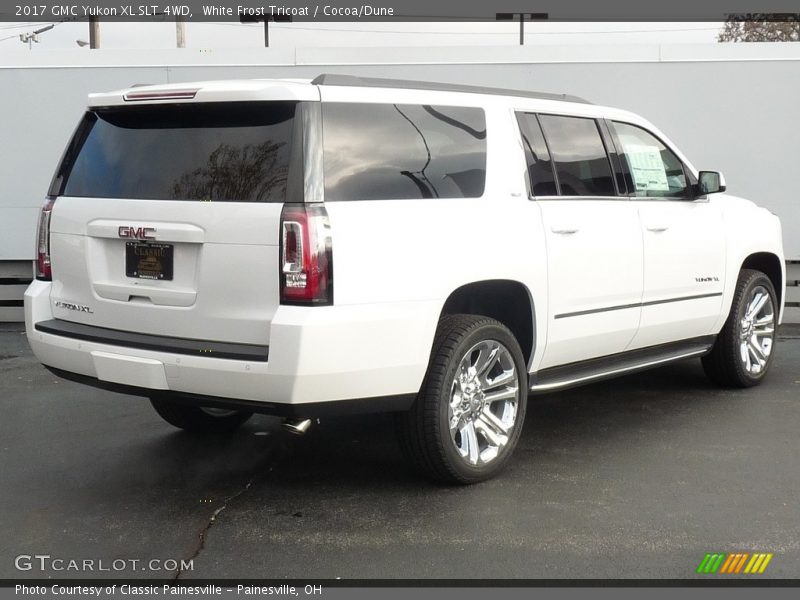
<box><xmin>25</xmin><ymin>75</ymin><xmax>785</xmax><ymax>483</ymax></box>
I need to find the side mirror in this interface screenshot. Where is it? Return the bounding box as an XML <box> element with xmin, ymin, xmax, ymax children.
<box><xmin>697</xmin><ymin>171</ymin><xmax>726</xmax><ymax>195</ymax></box>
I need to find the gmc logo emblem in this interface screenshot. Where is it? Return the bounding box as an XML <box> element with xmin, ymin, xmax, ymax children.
<box><xmin>118</xmin><ymin>226</ymin><xmax>156</xmax><ymax>240</ymax></box>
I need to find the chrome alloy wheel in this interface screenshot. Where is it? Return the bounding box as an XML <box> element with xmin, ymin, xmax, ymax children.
<box><xmin>738</xmin><ymin>285</ymin><xmax>776</xmax><ymax>375</ymax></box>
<box><xmin>449</xmin><ymin>340</ymin><xmax>520</xmax><ymax>466</ymax></box>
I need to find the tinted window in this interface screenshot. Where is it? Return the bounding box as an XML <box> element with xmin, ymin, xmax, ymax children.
<box><xmin>538</xmin><ymin>115</ymin><xmax>616</xmax><ymax>197</ymax></box>
<box><xmin>322</xmin><ymin>103</ymin><xmax>486</xmax><ymax>201</ymax></box>
<box><xmin>57</xmin><ymin>102</ymin><xmax>297</xmax><ymax>202</ymax></box>
<box><xmin>516</xmin><ymin>113</ymin><xmax>557</xmax><ymax>196</ymax></box>
<box><xmin>612</xmin><ymin>121</ymin><xmax>689</xmax><ymax>198</ymax></box>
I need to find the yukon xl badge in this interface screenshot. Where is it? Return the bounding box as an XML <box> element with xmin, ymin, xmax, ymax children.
<box><xmin>118</xmin><ymin>226</ymin><xmax>156</xmax><ymax>240</ymax></box>
<box><xmin>695</xmin><ymin>276</ymin><xmax>720</xmax><ymax>283</ymax></box>
<box><xmin>55</xmin><ymin>301</ymin><xmax>93</xmax><ymax>314</ymax></box>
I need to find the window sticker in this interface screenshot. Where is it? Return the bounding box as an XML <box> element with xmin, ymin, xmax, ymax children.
<box><xmin>625</xmin><ymin>143</ymin><xmax>669</xmax><ymax>192</ymax></box>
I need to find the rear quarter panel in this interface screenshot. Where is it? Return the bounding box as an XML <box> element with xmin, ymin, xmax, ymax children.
<box><xmin>320</xmin><ymin>96</ymin><xmax>549</xmax><ymax>378</ymax></box>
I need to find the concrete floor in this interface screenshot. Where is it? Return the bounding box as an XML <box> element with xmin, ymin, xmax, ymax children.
<box><xmin>1</xmin><ymin>323</ymin><xmax>798</xmax><ymax>580</ymax></box>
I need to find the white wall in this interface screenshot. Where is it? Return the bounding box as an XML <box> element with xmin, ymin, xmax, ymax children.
<box><xmin>1</xmin><ymin>44</ymin><xmax>798</xmax><ymax>320</ymax></box>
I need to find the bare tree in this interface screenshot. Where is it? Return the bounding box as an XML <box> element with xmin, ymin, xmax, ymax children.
<box><xmin>719</xmin><ymin>14</ymin><xmax>800</xmax><ymax>42</ymax></box>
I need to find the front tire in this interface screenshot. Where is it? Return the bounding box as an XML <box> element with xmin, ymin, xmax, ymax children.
<box><xmin>397</xmin><ymin>315</ymin><xmax>528</xmax><ymax>484</ymax></box>
<box><xmin>702</xmin><ymin>269</ymin><xmax>778</xmax><ymax>388</ymax></box>
<box><xmin>150</xmin><ymin>397</ymin><xmax>253</xmax><ymax>433</ymax></box>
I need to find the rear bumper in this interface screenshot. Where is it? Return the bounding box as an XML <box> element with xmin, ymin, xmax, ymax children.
<box><xmin>25</xmin><ymin>280</ymin><xmax>438</xmax><ymax>411</ymax></box>
<box><xmin>42</xmin><ymin>365</ymin><xmax>414</xmax><ymax>417</ymax></box>
<box><xmin>34</xmin><ymin>318</ymin><xmax>269</xmax><ymax>362</ymax></box>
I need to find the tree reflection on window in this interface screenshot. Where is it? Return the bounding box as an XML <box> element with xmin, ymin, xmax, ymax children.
<box><xmin>170</xmin><ymin>140</ymin><xmax>288</xmax><ymax>202</ymax></box>
<box><xmin>58</xmin><ymin>102</ymin><xmax>296</xmax><ymax>203</ymax></box>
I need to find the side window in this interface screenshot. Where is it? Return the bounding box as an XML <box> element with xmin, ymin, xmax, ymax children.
<box><xmin>321</xmin><ymin>103</ymin><xmax>486</xmax><ymax>201</ymax></box>
<box><xmin>515</xmin><ymin>113</ymin><xmax>557</xmax><ymax>196</ymax></box>
<box><xmin>611</xmin><ymin>121</ymin><xmax>689</xmax><ymax>198</ymax></box>
<box><xmin>538</xmin><ymin>114</ymin><xmax>616</xmax><ymax>197</ymax></box>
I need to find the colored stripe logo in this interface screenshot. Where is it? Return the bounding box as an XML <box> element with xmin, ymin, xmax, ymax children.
<box><xmin>697</xmin><ymin>552</ymin><xmax>773</xmax><ymax>574</ymax></box>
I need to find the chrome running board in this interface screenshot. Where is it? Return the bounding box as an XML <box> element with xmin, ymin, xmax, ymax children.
<box><xmin>529</xmin><ymin>336</ymin><xmax>715</xmax><ymax>394</ymax></box>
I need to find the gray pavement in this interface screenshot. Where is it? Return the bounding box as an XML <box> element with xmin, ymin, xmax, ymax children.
<box><xmin>1</xmin><ymin>323</ymin><xmax>798</xmax><ymax>580</ymax></box>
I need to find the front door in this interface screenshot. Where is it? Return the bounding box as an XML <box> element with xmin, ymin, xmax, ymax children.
<box><xmin>609</xmin><ymin>120</ymin><xmax>726</xmax><ymax>350</ymax></box>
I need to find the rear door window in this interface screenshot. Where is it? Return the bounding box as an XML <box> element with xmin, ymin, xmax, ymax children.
<box><xmin>321</xmin><ymin>102</ymin><xmax>487</xmax><ymax>201</ymax></box>
<box><xmin>538</xmin><ymin>114</ymin><xmax>616</xmax><ymax>197</ymax></box>
<box><xmin>53</xmin><ymin>102</ymin><xmax>297</xmax><ymax>202</ymax></box>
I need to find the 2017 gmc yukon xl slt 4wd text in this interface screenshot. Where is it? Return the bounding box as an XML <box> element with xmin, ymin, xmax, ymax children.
<box><xmin>25</xmin><ymin>75</ymin><xmax>785</xmax><ymax>483</ymax></box>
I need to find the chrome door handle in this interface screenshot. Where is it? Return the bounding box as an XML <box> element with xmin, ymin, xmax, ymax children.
<box><xmin>551</xmin><ymin>227</ymin><xmax>579</xmax><ymax>234</ymax></box>
<box><xmin>646</xmin><ymin>225</ymin><xmax>669</xmax><ymax>232</ymax></box>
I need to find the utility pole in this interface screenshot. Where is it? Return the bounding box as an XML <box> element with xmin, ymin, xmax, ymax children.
<box><xmin>496</xmin><ymin>12</ymin><xmax>549</xmax><ymax>46</ymax></box>
<box><xmin>89</xmin><ymin>16</ymin><xmax>100</xmax><ymax>48</ymax></box>
<box><xmin>239</xmin><ymin>15</ymin><xmax>292</xmax><ymax>48</ymax></box>
<box><xmin>176</xmin><ymin>16</ymin><xmax>186</xmax><ymax>48</ymax></box>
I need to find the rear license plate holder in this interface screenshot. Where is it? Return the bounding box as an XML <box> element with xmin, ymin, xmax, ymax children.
<box><xmin>125</xmin><ymin>242</ymin><xmax>174</xmax><ymax>281</ymax></box>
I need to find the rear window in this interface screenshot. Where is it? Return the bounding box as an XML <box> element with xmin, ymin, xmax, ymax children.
<box><xmin>52</xmin><ymin>102</ymin><xmax>297</xmax><ymax>202</ymax></box>
<box><xmin>321</xmin><ymin>102</ymin><xmax>487</xmax><ymax>201</ymax></box>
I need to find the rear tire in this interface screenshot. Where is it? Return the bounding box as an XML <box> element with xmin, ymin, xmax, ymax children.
<box><xmin>702</xmin><ymin>269</ymin><xmax>778</xmax><ymax>388</ymax></box>
<box><xmin>397</xmin><ymin>315</ymin><xmax>528</xmax><ymax>484</ymax></box>
<box><xmin>150</xmin><ymin>397</ymin><xmax>252</xmax><ymax>433</ymax></box>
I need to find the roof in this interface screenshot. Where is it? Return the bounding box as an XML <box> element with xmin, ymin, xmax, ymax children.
<box><xmin>311</xmin><ymin>74</ymin><xmax>592</xmax><ymax>104</ymax></box>
<box><xmin>86</xmin><ymin>75</ymin><xmax>592</xmax><ymax>108</ymax></box>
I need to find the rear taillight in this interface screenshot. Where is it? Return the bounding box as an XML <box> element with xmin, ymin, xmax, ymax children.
<box><xmin>36</xmin><ymin>197</ymin><xmax>56</xmax><ymax>281</ymax></box>
<box><xmin>280</xmin><ymin>203</ymin><xmax>333</xmax><ymax>305</ymax></box>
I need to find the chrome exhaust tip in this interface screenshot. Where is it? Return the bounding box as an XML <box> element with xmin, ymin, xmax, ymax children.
<box><xmin>282</xmin><ymin>418</ymin><xmax>312</xmax><ymax>435</ymax></box>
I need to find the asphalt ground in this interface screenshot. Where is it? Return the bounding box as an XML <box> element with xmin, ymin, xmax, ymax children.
<box><xmin>1</xmin><ymin>323</ymin><xmax>798</xmax><ymax>581</ymax></box>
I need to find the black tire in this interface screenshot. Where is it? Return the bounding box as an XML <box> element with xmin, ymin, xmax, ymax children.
<box><xmin>150</xmin><ymin>397</ymin><xmax>252</xmax><ymax>433</ymax></box>
<box><xmin>702</xmin><ymin>269</ymin><xmax>778</xmax><ymax>388</ymax></box>
<box><xmin>397</xmin><ymin>315</ymin><xmax>528</xmax><ymax>484</ymax></box>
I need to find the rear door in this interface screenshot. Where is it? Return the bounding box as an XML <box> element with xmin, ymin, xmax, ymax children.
<box><xmin>517</xmin><ymin>112</ymin><xmax>643</xmax><ymax>370</ymax></box>
<box><xmin>47</xmin><ymin>99</ymin><xmax>304</xmax><ymax>346</ymax></box>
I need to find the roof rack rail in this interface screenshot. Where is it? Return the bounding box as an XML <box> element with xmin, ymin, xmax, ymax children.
<box><xmin>311</xmin><ymin>74</ymin><xmax>591</xmax><ymax>105</ymax></box>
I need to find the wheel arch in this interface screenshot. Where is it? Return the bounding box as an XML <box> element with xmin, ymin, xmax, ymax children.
<box><xmin>741</xmin><ymin>252</ymin><xmax>784</xmax><ymax>308</ymax></box>
<box><xmin>438</xmin><ymin>279</ymin><xmax>536</xmax><ymax>367</ymax></box>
